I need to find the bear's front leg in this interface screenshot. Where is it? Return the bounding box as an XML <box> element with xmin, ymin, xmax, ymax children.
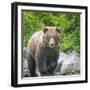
<box><xmin>27</xmin><ymin>53</ymin><xmax>38</xmax><ymax>77</ymax></box>
<box><xmin>35</xmin><ymin>46</ymin><xmax>48</xmax><ymax>76</ymax></box>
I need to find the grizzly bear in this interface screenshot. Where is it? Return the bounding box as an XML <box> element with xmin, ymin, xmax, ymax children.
<box><xmin>26</xmin><ymin>26</ymin><xmax>60</xmax><ymax>77</ymax></box>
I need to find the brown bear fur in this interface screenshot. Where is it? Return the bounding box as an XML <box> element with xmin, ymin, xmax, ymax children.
<box><xmin>26</xmin><ymin>26</ymin><xmax>60</xmax><ymax>77</ymax></box>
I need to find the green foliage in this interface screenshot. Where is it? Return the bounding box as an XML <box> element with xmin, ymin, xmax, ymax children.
<box><xmin>22</xmin><ymin>11</ymin><xmax>80</xmax><ymax>54</ymax></box>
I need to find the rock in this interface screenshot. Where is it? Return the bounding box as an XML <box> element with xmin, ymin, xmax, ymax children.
<box><xmin>58</xmin><ymin>51</ymin><xmax>80</xmax><ymax>75</ymax></box>
<box><xmin>23</xmin><ymin>58</ymin><xmax>30</xmax><ymax>77</ymax></box>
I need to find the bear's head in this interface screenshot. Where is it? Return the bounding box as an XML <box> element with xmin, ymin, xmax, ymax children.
<box><xmin>43</xmin><ymin>26</ymin><xmax>60</xmax><ymax>48</ymax></box>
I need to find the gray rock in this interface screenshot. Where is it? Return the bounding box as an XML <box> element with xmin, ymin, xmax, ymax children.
<box><xmin>23</xmin><ymin>58</ymin><xmax>30</xmax><ymax>77</ymax></box>
<box><xmin>58</xmin><ymin>51</ymin><xmax>80</xmax><ymax>75</ymax></box>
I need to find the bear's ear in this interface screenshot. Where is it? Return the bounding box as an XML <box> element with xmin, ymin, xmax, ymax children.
<box><xmin>43</xmin><ymin>28</ymin><xmax>48</xmax><ymax>33</ymax></box>
<box><xmin>56</xmin><ymin>28</ymin><xmax>60</xmax><ymax>33</ymax></box>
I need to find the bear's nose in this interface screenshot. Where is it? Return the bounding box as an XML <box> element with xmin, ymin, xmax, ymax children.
<box><xmin>50</xmin><ymin>43</ymin><xmax>55</xmax><ymax>48</ymax></box>
<box><xmin>51</xmin><ymin>43</ymin><xmax>54</xmax><ymax>47</ymax></box>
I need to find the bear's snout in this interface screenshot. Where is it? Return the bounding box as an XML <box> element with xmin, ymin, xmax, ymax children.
<box><xmin>49</xmin><ymin>38</ymin><xmax>55</xmax><ymax>48</ymax></box>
